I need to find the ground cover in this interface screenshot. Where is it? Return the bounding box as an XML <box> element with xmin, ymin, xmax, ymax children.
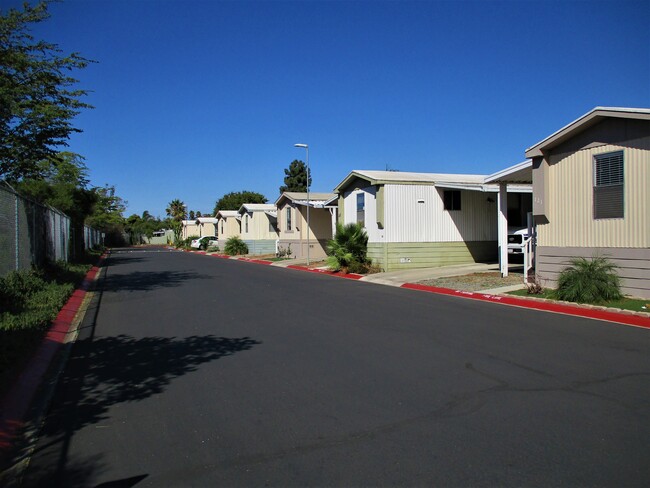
<box><xmin>508</xmin><ymin>288</ymin><xmax>650</xmax><ymax>314</ymax></box>
<box><xmin>0</xmin><ymin>260</ymin><xmax>93</xmax><ymax>395</ymax></box>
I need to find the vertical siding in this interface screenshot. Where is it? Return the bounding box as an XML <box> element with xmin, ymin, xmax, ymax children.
<box><xmin>343</xmin><ymin>186</ymin><xmax>379</xmax><ymax>242</ymax></box>
<box><xmin>538</xmin><ymin>144</ymin><xmax>649</xmax><ymax>248</ymax></box>
<box><xmin>383</xmin><ymin>185</ymin><xmax>497</xmax><ymax>243</ymax></box>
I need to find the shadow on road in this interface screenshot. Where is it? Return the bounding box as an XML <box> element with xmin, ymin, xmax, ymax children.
<box><xmin>23</xmin><ymin>334</ymin><xmax>260</xmax><ymax>487</ymax></box>
<box><xmin>102</xmin><ymin>269</ymin><xmax>212</xmax><ymax>293</ymax></box>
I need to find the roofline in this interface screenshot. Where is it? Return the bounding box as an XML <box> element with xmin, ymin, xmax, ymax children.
<box><xmin>484</xmin><ymin>160</ymin><xmax>532</xmax><ymax>184</ymax></box>
<box><xmin>525</xmin><ymin>107</ymin><xmax>650</xmax><ymax>158</ymax></box>
<box><xmin>334</xmin><ymin>170</ymin><xmax>485</xmax><ymax>193</ymax></box>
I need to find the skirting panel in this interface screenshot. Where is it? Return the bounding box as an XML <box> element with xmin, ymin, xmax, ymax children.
<box><xmin>536</xmin><ymin>246</ymin><xmax>650</xmax><ymax>299</ymax></box>
<box><xmin>368</xmin><ymin>241</ymin><xmax>497</xmax><ymax>271</ymax></box>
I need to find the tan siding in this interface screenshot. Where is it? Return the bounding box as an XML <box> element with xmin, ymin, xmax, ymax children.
<box><xmin>538</xmin><ymin>144</ymin><xmax>649</xmax><ymax>248</ymax></box>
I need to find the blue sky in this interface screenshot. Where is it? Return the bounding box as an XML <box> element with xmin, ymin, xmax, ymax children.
<box><xmin>10</xmin><ymin>0</ymin><xmax>650</xmax><ymax>218</ymax></box>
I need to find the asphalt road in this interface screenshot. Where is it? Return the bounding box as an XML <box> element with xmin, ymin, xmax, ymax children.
<box><xmin>22</xmin><ymin>248</ymin><xmax>650</xmax><ymax>487</ymax></box>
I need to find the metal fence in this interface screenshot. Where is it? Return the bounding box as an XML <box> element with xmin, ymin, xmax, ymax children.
<box><xmin>0</xmin><ymin>182</ymin><xmax>103</xmax><ymax>276</ymax></box>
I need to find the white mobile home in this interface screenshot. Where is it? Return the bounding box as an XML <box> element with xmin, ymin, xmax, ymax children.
<box><xmin>334</xmin><ymin>170</ymin><xmax>530</xmax><ymax>271</ymax></box>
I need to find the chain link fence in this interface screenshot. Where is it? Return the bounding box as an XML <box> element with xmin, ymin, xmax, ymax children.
<box><xmin>0</xmin><ymin>182</ymin><xmax>103</xmax><ymax>277</ymax></box>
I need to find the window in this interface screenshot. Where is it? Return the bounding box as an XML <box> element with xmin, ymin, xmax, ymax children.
<box><xmin>245</xmin><ymin>214</ymin><xmax>249</xmax><ymax>233</ymax></box>
<box><xmin>286</xmin><ymin>207</ymin><xmax>292</xmax><ymax>231</ymax></box>
<box><xmin>593</xmin><ymin>151</ymin><xmax>624</xmax><ymax>219</ymax></box>
<box><xmin>443</xmin><ymin>190</ymin><xmax>461</xmax><ymax>211</ymax></box>
<box><xmin>220</xmin><ymin>220</ymin><xmax>224</xmax><ymax>235</ymax></box>
<box><xmin>356</xmin><ymin>193</ymin><xmax>365</xmax><ymax>225</ymax></box>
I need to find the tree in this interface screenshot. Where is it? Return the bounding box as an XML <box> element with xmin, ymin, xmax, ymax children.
<box><xmin>0</xmin><ymin>1</ymin><xmax>93</xmax><ymax>181</ymax></box>
<box><xmin>15</xmin><ymin>151</ymin><xmax>98</xmax><ymax>258</ymax></box>
<box><xmin>166</xmin><ymin>199</ymin><xmax>186</xmax><ymax>222</ymax></box>
<box><xmin>213</xmin><ymin>191</ymin><xmax>267</xmax><ymax>214</ymax></box>
<box><xmin>279</xmin><ymin>160</ymin><xmax>311</xmax><ymax>193</ymax></box>
<box><xmin>326</xmin><ymin>222</ymin><xmax>369</xmax><ymax>273</ymax></box>
<box><xmin>188</xmin><ymin>210</ymin><xmax>195</xmax><ymax>220</ymax></box>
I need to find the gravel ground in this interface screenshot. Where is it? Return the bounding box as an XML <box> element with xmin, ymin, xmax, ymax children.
<box><xmin>418</xmin><ymin>272</ymin><xmax>526</xmax><ymax>291</ymax></box>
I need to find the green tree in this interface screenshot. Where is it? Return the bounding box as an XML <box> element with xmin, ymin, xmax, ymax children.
<box><xmin>16</xmin><ymin>152</ymin><xmax>96</xmax><ymax>256</ymax></box>
<box><xmin>86</xmin><ymin>185</ymin><xmax>126</xmax><ymax>246</ymax></box>
<box><xmin>213</xmin><ymin>191</ymin><xmax>267</xmax><ymax>214</ymax></box>
<box><xmin>188</xmin><ymin>210</ymin><xmax>195</xmax><ymax>220</ymax></box>
<box><xmin>0</xmin><ymin>1</ymin><xmax>93</xmax><ymax>181</ymax></box>
<box><xmin>279</xmin><ymin>160</ymin><xmax>311</xmax><ymax>193</ymax></box>
<box><xmin>166</xmin><ymin>199</ymin><xmax>186</xmax><ymax>222</ymax></box>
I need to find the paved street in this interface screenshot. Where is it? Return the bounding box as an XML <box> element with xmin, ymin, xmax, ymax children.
<box><xmin>22</xmin><ymin>248</ymin><xmax>650</xmax><ymax>487</ymax></box>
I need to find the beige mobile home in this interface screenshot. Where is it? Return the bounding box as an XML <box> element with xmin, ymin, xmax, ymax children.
<box><xmin>238</xmin><ymin>204</ymin><xmax>279</xmax><ymax>255</ymax></box>
<box><xmin>182</xmin><ymin>217</ymin><xmax>218</xmax><ymax>240</ymax></box>
<box><xmin>526</xmin><ymin>107</ymin><xmax>650</xmax><ymax>298</ymax></box>
<box><xmin>215</xmin><ymin>210</ymin><xmax>241</xmax><ymax>249</ymax></box>
<box><xmin>334</xmin><ymin>170</ymin><xmax>530</xmax><ymax>271</ymax></box>
<box><xmin>275</xmin><ymin>192</ymin><xmax>337</xmax><ymax>260</ymax></box>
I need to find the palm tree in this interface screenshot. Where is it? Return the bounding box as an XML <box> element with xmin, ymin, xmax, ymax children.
<box><xmin>326</xmin><ymin>222</ymin><xmax>368</xmax><ymax>272</ymax></box>
<box><xmin>166</xmin><ymin>199</ymin><xmax>186</xmax><ymax>222</ymax></box>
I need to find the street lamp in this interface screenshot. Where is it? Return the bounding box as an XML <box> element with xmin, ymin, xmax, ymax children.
<box><xmin>294</xmin><ymin>143</ymin><xmax>310</xmax><ymax>266</ymax></box>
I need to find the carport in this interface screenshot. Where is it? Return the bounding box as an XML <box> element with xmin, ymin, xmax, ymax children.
<box><xmin>484</xmin><ymin>161</ymin><xmax>534</xmax><ymax>278</ymax></box>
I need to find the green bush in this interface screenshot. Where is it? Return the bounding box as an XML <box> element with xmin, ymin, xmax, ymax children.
<box><xmin>326</xmin><ymin>222</ymin><xmax>368</xmax><ymax>272</ymax></box>
<box><xmin>0</xmin><ymin>261</ymin><xmax>90</xmax><ymax>384</ymax></box>
<box><xmin>207</xmin><ymin>245</ymin><xmax>220</xmax><ymax>253</ymax></box>
<box><xmin>224</xmin><ymin>236</ymin><xmax>248</xmax><ymax>256</ymax></box>
<box><xmin>177</xmin><ymin>235</ymin><xmax>199</xmax><ymax>250</ymax></box>
<box><xmin>556</xmin><ymin>256</ymin><xmax>623</xmax><ymax>304</ymax></box>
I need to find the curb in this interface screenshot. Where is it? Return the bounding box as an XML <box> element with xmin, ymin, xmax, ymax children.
<box><xmin>401</xmin><ymin>283</ymin><xmax>650</xmax><ymax>329</ymax></box>
<box><xmin>286</xmin><ymin>265</ymin><xmax>363</xmax><ymax>280</ymax></box>
<box><xmin>0</xmin><ymin>257</ymin><xmax>104</xmax><ymax>465</ymax></box>
<box><xmin>186</xmin><ymin>249</ymin><xmax>649</xmax><ymax>327</ymax></box>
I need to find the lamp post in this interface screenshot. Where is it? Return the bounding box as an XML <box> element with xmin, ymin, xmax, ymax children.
<box><xmin>294</xmin><ymin>143</ymin><xmax>310</xmax><ymax>266</ymax></box>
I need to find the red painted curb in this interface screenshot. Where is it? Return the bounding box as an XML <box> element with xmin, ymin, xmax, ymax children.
<box><xmin>0</xmin><ymin>260</ymin><xmax>103</xmax><ymax>457</ymax></box>
<box><xmin>401</xmin><ymin>283</ymin><xmax>650</xmax><ymax>329</ymax></box>
<box><xmin>236</xmin><ymin>257</ymin><xmax>273</xmax><ymax>265</ymax></box>
<box><xmin>286</xmin><ymin>265</ymin><xmax>364</xmax><ymax>280</ymax></box>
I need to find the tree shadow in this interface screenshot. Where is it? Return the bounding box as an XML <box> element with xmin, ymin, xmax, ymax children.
<box><xmin>23</xmin><ymin>334</ymin><xmax>260</xmax><ymax>487</ymax></box>
<box><xmin>101</xmin><ymin>270</ymin><xmax>212</xmax><ymax>293</ymax></box>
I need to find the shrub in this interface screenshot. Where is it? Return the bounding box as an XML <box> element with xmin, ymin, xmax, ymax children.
<box><xmin>326</xmin><ymin>222</ymin><xmax>368</xmax><ymax>272</ymax></box>
<box><xmin>555</xmin><ymin>256</ymin><xmax>623</xmax><ymax>304</ymax></box>
<box><xmin>207</xmin><ymin>245</ymin><xmax>220</xmax><ymax>253</ymax></box>
<box><xmin>276</xmin><ymin>244</ymin><xmax>292</xmax><ymax>258</ymax></box>
<box><xmin>224</xmin><ymin>236</ymin><xmax>248</xmax><ymax>256</ymax></box>
<box><xmin>0</xmin><ymin>261</ymin><xmax>90</xmax><ymax>382</ymax></box>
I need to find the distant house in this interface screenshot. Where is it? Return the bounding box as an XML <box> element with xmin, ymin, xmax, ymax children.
<box><xmin>525</xmin><ymin>106</ymin><xmax>650</xmax><ymax>298</ymax></box>
<box><xmin>237</xmin><ymin>204</ymin><xmax>279</xmax><ymax>255</ymax></box>
<box><xmin>274</xmin><ymin>192</ymin><xmax>338</xmax><ymax>260</ymax></box>
<box><xmin>215</xmin><ymin>210</ymin><xmax>241</xmax><ymax>249</ymax></box>
<box><xmin>333</xmin><ymin>170</ymin><xmax>531</xmax><ymax>271</ymax></box>
<box><xmin>182</xmin><ymin>217</ymin><xmax>218</xmax><ymax>240</ymax></box>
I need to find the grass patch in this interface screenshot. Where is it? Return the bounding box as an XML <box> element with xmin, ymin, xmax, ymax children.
<box><xmin>0</xmin><ymin>260</ymin><xmax>92</xmax><ymax>393</ymax></box>
<box><xmin>507</xmin><ymin>288</ymin><xmax>650</xmax><ymax>313</ymax></box>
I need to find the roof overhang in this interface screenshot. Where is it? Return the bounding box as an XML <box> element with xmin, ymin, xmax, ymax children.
<box><xmin>484</xmin><ymin>160</ymin><xmax>532</xmax><ymax>184</ymax></box>
<box><xmin>525</xmin><ymin>107</ymin><xmax>650</xmax><ymax>158</ymax></box>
